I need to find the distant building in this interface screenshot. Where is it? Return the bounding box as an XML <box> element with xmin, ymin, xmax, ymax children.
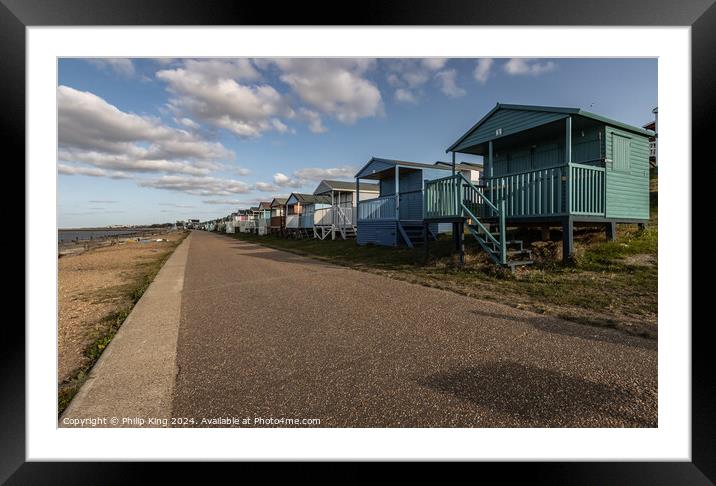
<box><xmin>643</xmin><ymin>107</ymin><xmax>657</xmax><ymax>168</ymax></box>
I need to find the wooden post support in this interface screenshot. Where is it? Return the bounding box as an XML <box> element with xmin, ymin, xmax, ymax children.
<box><xmin>606</xmin><ymin>221</ymin><xmax>617</xmax><ymax>241</ymax></box>
<box><xmin>488</xmin><ymin>140</ymin><xmax>494</xmax><ymax>214</ymax></box>
<box><xmin>331</xmin><ymin>190</ymin><xmax>336</xmax><ymax>240</ymax></box>
<box><xmin>562</xmin><ymin>216</ymin><xmax>574</xmax><ymax>263</ymax></box>
<box><xmin>541</xmin><ymin>225</ymin><xmax>550</xmax><ymax>241</ymax></box>
<box><xmin>565</xmin><ymin>116</ymin><xmax>572</xmax><ymax>215</ymax></box>
<box><xmin>423</xmin><ymin>221</ymin><xmax>429</xmax><ymax>262</ymax></box>
<box><xmin>459</xmin><ymin>221</ymin><xmax>465</xmax><ymax>266</ymax></box>
<box><xmin>355</xmin><ymin>178</ymin><xmax>360</xmax><ymax>225</ymax></box>
<box><xmin>394</xmin><ymin>165</ymin><xmax>400</xmax><ymax>221</ymax></box>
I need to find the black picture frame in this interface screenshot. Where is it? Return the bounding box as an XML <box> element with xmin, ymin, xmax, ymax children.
<box><xmin>4</xmin><ymin>0</ymin><xmax>708</xmax><ymax>480</ymax></box>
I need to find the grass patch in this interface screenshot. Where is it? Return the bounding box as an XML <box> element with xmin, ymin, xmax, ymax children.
<box><xmin>58</xmin><ymin>232</ymin><xmax>187</xmax><ymax>417</ymax></box>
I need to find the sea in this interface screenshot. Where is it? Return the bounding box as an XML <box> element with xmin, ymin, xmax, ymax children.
<box><xmin>58</xmin><ymin>229</ymin><xmax>142</xmax><ymax>244</ymax></box>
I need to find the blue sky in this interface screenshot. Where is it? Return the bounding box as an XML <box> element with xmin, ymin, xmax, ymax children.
<box><xmin>57</xmin><ymin>57</ymin><xmax>656</xmax><ymax>228</ymax></box>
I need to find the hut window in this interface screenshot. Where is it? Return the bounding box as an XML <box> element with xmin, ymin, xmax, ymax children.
<box><xmin>612</xmin><ymin>134</ymin><xmax>631</xmax><ymax>172</ymax></box>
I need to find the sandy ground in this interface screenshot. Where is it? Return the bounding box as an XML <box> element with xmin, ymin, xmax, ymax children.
<box><xmin>57</xmin><ymin>230</ymin><xmax>185</xmax><ymax>383</ymax></box>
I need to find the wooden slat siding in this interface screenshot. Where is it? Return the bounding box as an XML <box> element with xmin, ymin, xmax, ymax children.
<box><xmin>572</xmin><ymin>125</ymin><xmax>603</xmax><ymax>165</ymax></box>
<box><xmin>453</xmin><ymin>109</ymin><xmax>568</xmax><ymax>151</ymax></box>
<box><xmin>356</xmin><ymin>220</ymin><xmax>398</xmax><ymax>246</ymax></box>
<box><xmin>399</xmin><ymin>190</ymin><xmax>423</xmax><ymax>220</ymax></box>
<box><xmin>380</xmin><ymin>176</ymin><xmax>396</xmax><ymax>196</ymax></box>
<box><xmin>604</xmin><ymin>126</ymin><xmax>650</xmax><ymax>220</ymax></box>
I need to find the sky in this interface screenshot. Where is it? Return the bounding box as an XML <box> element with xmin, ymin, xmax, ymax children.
<box><xmin>57</xmin><ymin>57</ymin><xmax>656</xmax><ymax>228</ymax></box>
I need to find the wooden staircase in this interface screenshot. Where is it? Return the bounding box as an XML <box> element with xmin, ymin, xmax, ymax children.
<box><xmin>424</xmin><ymin>172</ymin><xmax>534</xmax><ymax>269</ymax></box>
<box><xmin>397</xmin><ymin>222</ymin><xmax>437</xmax><ymax>248</ymax></box>
<box><xmin>466</xmin><ymin>225</ymin><xmax>534</xmax><ymax>270</ymax></box>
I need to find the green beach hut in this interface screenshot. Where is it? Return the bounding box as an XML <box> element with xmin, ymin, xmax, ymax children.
<box><xmin>425</xmin><ymin>103</ymin><xmax>654</xmax><ymax>265</ymax></box>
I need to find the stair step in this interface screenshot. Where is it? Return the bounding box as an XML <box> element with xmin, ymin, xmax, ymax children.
<box><xmin>507</xmin><ymin>260</ymin><xmax>534</xmax><ymax>269</ymax></box>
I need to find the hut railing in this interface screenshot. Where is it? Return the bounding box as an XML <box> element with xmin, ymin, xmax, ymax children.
<box><xmin>486</xmin><ymin>165</ymin><xmax>568</xmax><ymax>218</ymax></box>
<box><xmin>313</xmin><ymin>207</ymin><xmax>333</xmax><ymax>226</ymax></box>
<box><xmin>335</xmin><ymin>205</ymin><xmax>356</xmax><ymax>227</ymax></box>
<box><xmin>569</xmin><ymin>163</ymin><xmax>606</xmax><ymax>216</ymax></box>
<box><xmin>358</xmin><ymin>195</ymin><xmax>397</xmax><ymax>221</ymax></box>
<box><xmin>285</xmin><ymin>214</ymin><xmax>299</xmax><ymax>228</ymax></box>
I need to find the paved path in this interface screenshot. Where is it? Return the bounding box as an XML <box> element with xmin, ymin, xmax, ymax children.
<box><xmin>171</xmin><ymin>231</ymin><xmax>657</xmax><ymax>427</ymax></box>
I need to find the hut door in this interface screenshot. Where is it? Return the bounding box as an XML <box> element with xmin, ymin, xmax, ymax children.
<box><xmin>605</xmin><ymin>133</ymin><xmax>631</xmax><ymax>218</ymax></box>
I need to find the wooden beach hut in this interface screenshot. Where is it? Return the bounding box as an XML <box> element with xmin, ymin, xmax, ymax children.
<box><xmin>311</xmin><ymin>179</ymin><xmax>379</xmax><ymax>240</ymax></box>
<box><xmin>225</xmin><ymin>212</ymin><xmax>237</xmax><ymax>234</ymax></box>
<box><xmin>256</xmin><ymin>202</ymin><xmax>272</xmax><ymax>235</ymax></box>
<box><xmin>355</xmin><ymin>158</ymin><xmax>481</xmax><ymax>248</ymax></box>
<box><xmin>269</xmin><ymin>197</ymin><xmax>288</xmax><ymax>235</ymax></box>
<box><xmin>285</xmin><ymin>193</ymin><xmax>331</xmax><ymax>238</ymax></box>
<box><xmin>425</xmin><ymin>102</ymin><xmax>654</xmax><ymax>266</ymax></box>
<box><xmin>237</xmin><ymin>209</ymin><xmax>252</xmax><ymax>233</ymax></box>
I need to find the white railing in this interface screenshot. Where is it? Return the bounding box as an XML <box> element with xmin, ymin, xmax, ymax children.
<box><xmin>285</xmin><ymin>214</ymin><xmax>299</xmax><ymax>228</ymax></box>
<box><xmin>314</xmin><ymin>207</ymin><xmax>333</xmax><ymax>226</ymax></box>
<box><xmin>313</xmin><ymin>205</ymin><xmax>357</xmax><ymax>227</ymax></box>
<box><xmin>336</xmin><ymin>205</ymin><xmax>356</xmax><ymax>226</ymax></box>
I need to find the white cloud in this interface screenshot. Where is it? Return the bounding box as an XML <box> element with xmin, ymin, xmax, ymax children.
<box><xmin>435</xmin><ymin>69</ymin><xmax>466</xmax><ymax>98</ymax></box>
<box><xmin>272</xmin><ymin>58</ymin><xmax>383</xmax><ymax>125</ymax></box>
<box><xmin>58</xmin><ymin>86</ymin><xmax>233</xmax><ymax>177</ymax></box>
<box><xmin>175</xmin><ymin>117</ymin><xmax>200</xmax><ymax>130</ymax></box>
<box><xmin>203</xmin><ymin>199</ymin><xmax>255</xmax><ymax>206</ymax></box>
<box><xmin>504</xmin><ymin>58</ymin><xmax>557</xmax><ymax>76</ymax></box>
<box><xmin>300</xmin><ymin>108</ymin><xmax>327</xmax><ymax>134</ymax></box>
<box><xmin>157</xmin><ymin>59</ymin><xmax>293</xmax><ymax>138</ymax></box>
<box><xmin>385</xmin><ymin>58</ymin><xmax>456</xmax><ymax>103</ymax></box>
<box><xmin>254</xmin><ymin>182</ymin><xmax>279</xmax><ymax>192</ymax></box>
<box><xmin>421</xmin><ymin>58</ymin><xmax>448</xmax><ymax>71</ymax></box>
<box><xmin>158</xmin><ymin>203</ymin><xmax>195</xmax><ymax>208</ymax></box>
<box><xmin>58</xmin><ymin>149</ymin><xmax>214</xmax><ymax>176</ymax></box>
<box><xmin>88</xmin><ymin>58</ymin><xmax>136</xmax><ymax>78</ymax></box>
<box><xmin>394</xmin><ymin>88</ymin><xmax>418</xmax><ymax>104</ymax></box>
<box><xmin>181</xmin><ymin>59</ymin><xmax>260</xmax><ymax>81</ymax></box>
<box><xmin>270</xmin><ymin>166</ymin><xmax>356</xmax><ymax>189</ymax></box>
<box><xmin>473</xmin><ymin>58</ymin><xmax>493</xmax><ymax>84</ymax></box>
<box><xmin>294</xmin><ymin>166</ymin><xmax>355</xmax><ymax>181</ymax></box>
<box><xmin>58</xmin><ymin>164</ymin><xmax>130</xmax><ymax>179</ymax></box>
<box><xmin>234</xmin><ymin>167</ymin><xmax>251</xmax><ymax>176</ymax></box>
<box><xmin>272</xmin><ymin>172</ymin><xmax>302</xmax><ymax>188</ymax></box>
<box><xmin>139</xmin><ymin>175</ymin><xmax>252</xmax><ymax>196</ymax></box>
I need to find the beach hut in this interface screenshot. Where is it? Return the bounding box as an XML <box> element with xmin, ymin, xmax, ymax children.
<box><xmin>225</xmin><ymin>212</ymin><xmax>237</xmax><ymax>234</ymax></box>
<box><xmin>285</xmin><ymin>193</ymin><xmax>332</xmax><ymax>238</ymax></box>
<box><xmin>217</xmin><ymin>219</ymin><xmax>227</xmax><ymax>233</ymax></box>
<box><xmin>355</xmin><ymin>158</ymin><xmax>480</xmax><ymax>248</ymax></box>
<box><xmin>256</xmin><ymin>202</ymin><xmax>272</xmax><ymax>235</ymax></box>
<box><xmin>311</xmin><ymin>180</ymin><xmax>379</xmax><ymax>240</ymax></box>
<box><xmin>425</xmin><ymin>102</ymin><xmax>654</xmax><ymax>265</ymax></box>
<box><xmin>269</xmin><ymin>197</ymin><xmax>288</xmax><ymax>235</ymax></box>
<box><xmin>237</xmin><ymin>209</ymin><xmax>252</xmax><ymax>233</ymax></box>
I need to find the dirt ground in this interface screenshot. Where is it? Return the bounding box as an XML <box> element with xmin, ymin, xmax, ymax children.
<box><xmin>57</xmin><ymin>230</ymin><xmax>185</xmax><ymax>383</ymax></box>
